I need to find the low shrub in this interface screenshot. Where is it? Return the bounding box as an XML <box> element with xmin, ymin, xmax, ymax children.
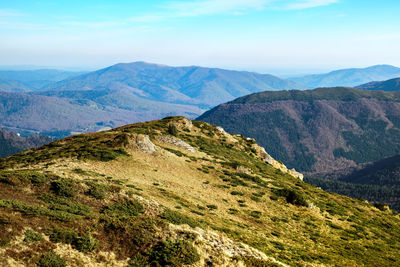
<box><xmin>250</xmin><ymin>211</ymin><xmax>262</xmax><ymax>219</ymax></box>
<box><xmin>207</xmin><ymin>204</ymin><xmax>218</xmax><ymax>210</ymax></box>
<box><xmin>374</xmin><ymin>202</ymin><xmax>388</xmax><ymax>211</ymax></box>
<box><xmin>160</xmin><ymin>208</ymin><xmax>199</xmax><ymax>228</ymax></box>
<box><xmin>148</xmin><ymin>240</ymin><xmax>200</xmax><ymax>266</ymax></box>
<box><xmin>239</xmin><ymin>256</ymin><xmax>281</xmax><ymax>267</ymax></box>
<box><xmin>231</xmin><ymin>191</ymin><xmax>244</xmax><ymax>196</ymax></box>
<box><xmin>128</xmin><ymin>254</ymin><xmax>149</xmax><ymax>267</ymax></box>
<box><xmin>38</xmin><ymin>252</ymin><xmax>66</xmax><ymax>267</ymax></box>
<box><xmin>168</xmin><ymin>124</ymin><xmax>178</xmax><ymax>136</ymax></box>
<box><xmin>228</xmin><ymin>208</ymin><xmax>239</xmax><ymax>214</ymax></box>
<box><xmin>24</xmin><ymin>229</ymin><xmax>43</xmax><ymax>242</ymax></box>
<box><xmin>86</xmin><ymin>181</ymin><xmax>109</xmax><ymax>199</ymax></box>
<box><xmin>50</xmin><ymin>178</ymin><xmax>76</xmax><ymax>198</ymax></box>
<box><xmin>0</xmin><ymin>237</ymin><xmax>10</xmax><ymax>247</ymax></box>
<box><xmin>49</xmin><ymin>227</ymin><xmax>78</xmax><ymax>245</ymax></box>
<box><xmin>0</xmin><ymin>199</ymin><xmax>76</xmax><ymax>222</ymax></box>
<box><xmin>275</xmin><ymin>188</ymin><xmax>308</xmax><ymax>207</ymax></box>
<box><xmin>102</xmin><ymin>198</ymin><xmax>144</xmax><ymax>218</ymax></box>
<box><xmin>75</xmin><ymin>233</ymin><xmax>98</xmax><ymax>253</ymax></box>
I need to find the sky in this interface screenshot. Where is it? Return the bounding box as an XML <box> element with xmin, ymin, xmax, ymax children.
<box><xmin>1</xmin><ymin>0</ymin><xmax>400</xmax><ymax>75</ymax></box>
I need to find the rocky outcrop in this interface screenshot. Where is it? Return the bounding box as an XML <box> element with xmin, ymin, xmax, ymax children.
<box><xmin>252</xmin><ymin>144</ymin><xmax>304</xmax><ymax>180</ymax></box>
<box><xmin>125</xmin><ymin>134</ymin><xmax>156</xmax><ymax>154</ymax></box>
<box><xmin>168</xmin><ymin>117</ymin><xmax>193</xmax><ymax>131</ymax></box>
<box><xmin>156</xmin><ymin>135</ymin><xmax>196</xmax><ymax>153</ymax></box>
<box><xmin>167</xmin><ymin>224</ymin><xmax>287</xmax><ymax>267</ymax></box>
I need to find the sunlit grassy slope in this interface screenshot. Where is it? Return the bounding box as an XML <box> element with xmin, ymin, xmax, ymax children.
<box><xmin>0</xmin><ymin>117</ymin><xmax>399</xmax><ymax>266</ymax></box>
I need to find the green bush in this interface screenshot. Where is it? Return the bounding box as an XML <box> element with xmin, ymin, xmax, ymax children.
<box><xmin>102</xmin><ymin>198</ymin><xmax>144</xmax><ymax>218</ymax></box>
<box><xmin>160</xmin><ymin>208</ymin><xmax>199</xmax><ymax>228</ymax></box>
<box><xmin>148</xmin><ymin>240</ymin><xmax>200</xmax><ymax>266</ymax></box>
<box><xmin>49</xmin><ymin>227</ymin><xmax>78</xmax><ymax>245</ymax></box>
<box><xmin>50</xmin><ymin>178</ymin><xmax>76</xmax><ymax>198</ymax></box>
<box><xmin>128</xmin><ymin>254</ymin><xmax>150</xmax><ymax>267</ymax></box>
<box><xmin>38</xmin><ymin>252</ymin><xmax>66</xmax><ymax>267</ymax></box>
<box><xmin>86</xmin><ymin>181</ymin><xmax>109</xmax><ymax>199</ymax></box>
<box><xmin>0</xmin><ymin>199</ymin><xmax>76</xmax><ymax>222</ymax></box>
<box><xmin>240</xmin><ymin>256</ymin><xmax>280</xmax><ymax>267</ymax></box>
<box><xmin>275</xmin><ymin>188</ymin><xmax>308</xmax><ymax>207</ymax></box>
<box><xmin>24</xmin><ymin>229</ymin><xmax>43</xmax><ymax>242</ymax></box>
<box><xmin>250</xmin><ymin>211</ymin><xmax>262</xmax><ymax>219</ymax></box>
<box><xmin>207</xmin><ymin>204</ymin><xmax>218</xmax><ymax>210</ymax></box>
<box><xmin>231</xmin><ymin>191</ymin><xmax>244</xmax><ymax>196</ymax></box>
<box><xmin>75</xmin><ymin>233</ymin><xmax>98</xmax><ymax>253</ymax></box>
<box><xmin>228</xmin><ymin>208</ymin><xmax>239</xmax><ymax>214</ymax></box>
<box><xmin>168</xmin><ymin>124</ymin><xmax>178</xmax><ymax>136</ymax></box>
<box><xmin>0</xmin><ymin>237</ymin><xmax>10</xmax><ymax>247</ymax></box>
<box><xmin>374</xmin><ymin>202</ymin><xmax>388</xmax><ymax>211</ymax></box>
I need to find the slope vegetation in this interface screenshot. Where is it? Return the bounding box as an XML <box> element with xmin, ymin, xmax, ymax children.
<box><xmin>198</xmin><ymin>87</ymin><xmax>400</xmax><ymax>176</ymax></box>
<box><xmin>306</xmin><ymin>154</ymin><xmax>400</xmax><ymax>211</ymax></box>
<box><xmin>0</xmin><ymin>129</ymin><xmax>52</xmax><ymax>158</ymax></box>
<box><xmin>357</xmin><ymin>77</ymin><xmax>400</xmax><ymax>91</ymax></box>
<box><xmin>0</xmin><ymin>117</ymin><xmax>399</xmax><ymax>266</ymax></box>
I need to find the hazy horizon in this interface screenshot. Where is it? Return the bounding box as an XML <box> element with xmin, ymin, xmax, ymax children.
<box><xmin>0</xmin><ymin>61</ymin><xmax>398</xmax><ymax>78</ymax></box>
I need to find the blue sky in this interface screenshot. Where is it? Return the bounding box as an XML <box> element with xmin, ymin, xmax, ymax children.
<box><xmin>1</xmin><ymin>0</ymin><xmax>399</xmax><ymax>74</ymax></box>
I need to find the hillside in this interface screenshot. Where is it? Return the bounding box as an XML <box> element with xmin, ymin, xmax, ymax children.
<box><xmin>0</xmin><ymin>69</ymin><xmax>85</xmax><ymax>91</ymax></box>
<box><xmin>0</xmin><ymin>129</ymin><xmax>52</xmax><ymax>158</ymax></box>
<box><xmin>0</xmin><ymin>117</ymin><xmax>400</xmax><ymax>266</ymax></box>
<box><xmin>357</xmin><ymin>77</ymin><xmax>400</xmax><ymax>91</ymax></box>
<box><xmin>306</xmin><ymin>154</ymin><xmax>400</xmax><ymax>211</ymax></box>
<box><xmin>290</xmin><ymin>65</ymin><xmax>400</xmax><ymax>88</ymax></box>
<box><xmin>42</xmin><ymin>61</ymin><xmax>304</xmax><ymax>107</ymax></box>
<box><xmin>0</xmin><ymin>91</ymin><xmax>204</xmax><ymax>138</ymax></box>
<box><xmin>198</xmin><ymin>87</ymin><xmax>400</xmax><ymax>176</ymax></box>
<box><xmin>0</xmin><ymin>79</ymin><xmax>31</xmax><ymax>92</ymax></box>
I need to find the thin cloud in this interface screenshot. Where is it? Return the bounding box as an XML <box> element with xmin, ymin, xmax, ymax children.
<box><xmin>286</xmin><ymin>0</ymin><xmax>339</xmax><ymax>10</ymax></box>
<box><xmin>0</xmin><ymin>8</ymin><xmax>24</xmax><ymax>17</ymax></box>
<box><xmin>127</xmin><ymin>0</ymin><xmax>272</xmax><ymax>23</ymax></box>
<box><xmin>128</xmin><ymin>0</ymin><xmax>340</xmax><ymax>23</ymax></box>
<box><xmin>163</xmin><ymin>0</ymin><xmax>270</xmax><ymax>17</ymax></box>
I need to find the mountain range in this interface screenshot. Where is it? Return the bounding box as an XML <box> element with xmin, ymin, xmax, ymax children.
<box><xmin>0</xmin><ymin>62</ymin><xmax>305</xmax><ymax>137</ymax></box>
<box><xmin>1</xmin><ymin>62</ymin><xmax>400</xmax><ymax>140</ymax></box>
<box><xmin>290</xmin><ymin>65</ymin><xmax>400</xmax><ymax>88</ymax></box>
<box><xmin>1</xmin><ymin>117</ymin><xmax>399</xmax><ymax>266</ymax></box>
<box><xmin>357</xmin><ymin>77</ymin><xmax>400</xmax><ymax>91</ymax></box>
<box><xmin>198</xmin><ymin>87</ymin><xmax>400</xmax><ymax>177</ymax></box>
<box><xmin>40</xmin><ymin>61</ymin><xmax>304</xmax><ymax>107</ymax></box>
<box><xmin>0</xmin><ymin>69</ymin><xmax>86</xmax><ymax>92</ymax></box>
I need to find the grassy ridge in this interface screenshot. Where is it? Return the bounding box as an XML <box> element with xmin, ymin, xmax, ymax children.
<box><xmin>0</xmin><ymin>117</ymin><xmax>400</xmax><ymax>266</ymax></box>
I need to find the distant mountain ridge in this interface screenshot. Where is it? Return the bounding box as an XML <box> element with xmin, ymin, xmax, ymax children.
<box><xmin>0</xmin><ymin>69</ymin><xmax>86</xmax><ymax>91</ymax></box>
<box><xmin>43</xmin><ymin>61</ymin><xmax>304</xmax><ymax>107</ymax></box>
<box><xmin>290</xmin><ymin>65</ymin><xmax>400</xmax><ymax>88</ymax></box>
<box><xmin>356</xmin><ymin>77</ymin><xmax>400</xmax><ymax>91</ymax></box>
<box><xmin>198</xmin><ymin>87</ymin><xmax>400</xmax><ymax>176</ymax></box>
